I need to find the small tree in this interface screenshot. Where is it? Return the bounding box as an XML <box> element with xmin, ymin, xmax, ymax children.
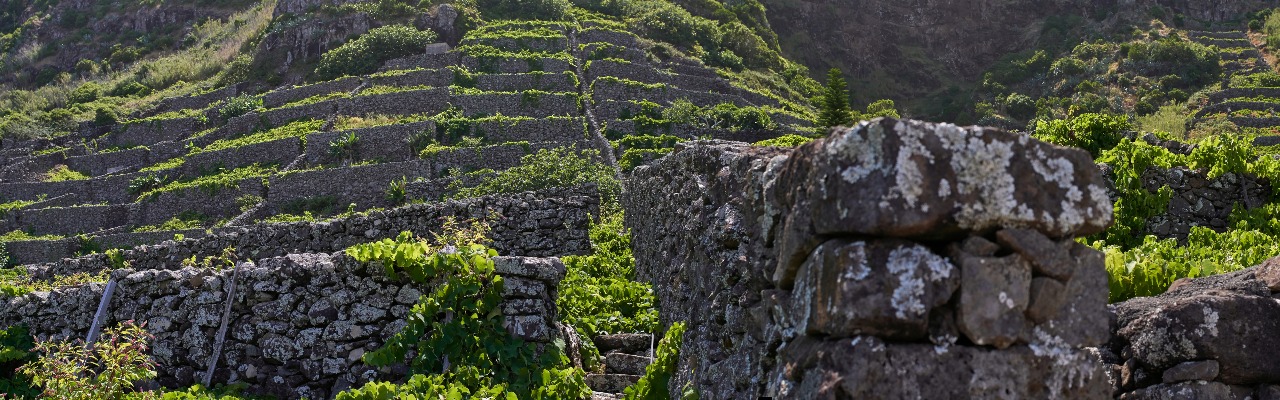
<box><xmin>817</xmin><ymin>68</ymin><xmax>852</xmax><ymax>128</ymax></box>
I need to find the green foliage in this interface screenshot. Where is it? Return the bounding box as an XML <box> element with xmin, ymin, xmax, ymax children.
<box><xmin>343</xmin><ymin>226</ymin><xmax>589</xmax><ymax>399</ymax></box>
<box><xmin>315</xmin><ymin>25</ymin><xmax>438</xmax><ymax>80</ymax></box>
<box><xmin>559</xmin><ymin>209</ymin><xmax>658</xmax><ymax>339</ymax></box>
<box><xmin>0</xmin><ymin>199</ymin><xmax>35</xmax><ymax>219</ymax></box>
<box><xmin>159</xmin><ymin>383</ymin><xmax>263</xmax><ymax>399</ymax></box>
<box><xmin>386</xmin><ymin>176</ymin><xmax>409</xmax><ymax>205</ymax></box>
<box><xmin>1032</xmin><ymin>113</ymin><xmax>1132</xmax><ymax>158</ymax></box>
<box><xmin>1098</xmin><ymin>226</ymin><xmax>1280</xmax><ymax>302</ymax></box>
<box><xmin>219</xmin><ymin>94</ymin><xmax>262</xmax><ymax>120</ymax></box>
<box><xmin>20</xmin><ymin>321</ymin><xmax>156</xmax><ymax>399</ymax></box>
<box><xmin>817</xmin><ymin>68</ymin><xmax>851</xmax><ymax>128</ymax></box>
<box><xmin>1230</xmin><ymin>71</ymin><xmax>1280</xmax><ymax>88</ymax></box>
<box><xmin>133</xmin><ymin>213</ymin><xmax>205</xmax><ymax>233</ymax></box>
<box><xmin>128</xmin><ymin>173</ymin><xmax>171</xmax><ymax>196</ymax></box>
<box><xmin>0</xmin><ymin>230</ymin><xmax>63</xmax><ymax>242</ymax></box>
<box><xmin>196</xmin><ymin>119</ymin><xmax>324</xmax><ymax>154</ymax></box>
<box><xmin>0</xmin><ymin>324</ymin><xmax>37</xmax><ymax>397</ymax></box>
<box><xmin>754</xmin><ymin>134</ymin><xmax>814</xmax><ymax>147</ymax></box>
<box><xmin>476</xmin><ymin>0</ymin><xmax>573</xmax><ymax>21</ymax></box>
<box><xmin>623</xmin><ymin>322</ymin><xmax>692</xmax><ymax>400</ymax></box>
<box><xmin>451</xmin><ymin>146</ymin><xmax>621</xmax><ymax>203</ymax></box>
<box><xmin>329</xmin><ymin>131</ymin><xmax>361</xmax><ymax>161</ymax></box>
<box><xmin>136</xmin><ymin>164</ymin><xmax>277</xmax><ymax>201</ymax></box>
<box><xmin>849</xmin><ymin>98</ymin><xmax>901</xmax><ymax>122</ymax></box>
<box><xmin>661</xmin><ymin>99</ymin><xmax>775</xmax><ymax>131</ymax></box>
<box><xmin>42</xmin><ymin>165</ymin><xmax>89</xmax><ymax>182</ymax></box>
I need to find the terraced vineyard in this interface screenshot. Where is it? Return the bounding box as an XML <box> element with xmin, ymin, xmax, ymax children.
<box><xmin>0</xmin><ymin>2</ymin><xmax>810</xmax><ymax>397</ymax></box>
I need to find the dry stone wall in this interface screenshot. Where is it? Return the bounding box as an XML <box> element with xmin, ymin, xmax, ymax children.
<box><xmin>624</xmin><ymin>118</ymin><xmax>1116</xmax><ymax>399</ymax></box>
<box><xmin>0</xmin><ymin>253</ymin><xmax>566</xmax><ymax>399</ymax></box>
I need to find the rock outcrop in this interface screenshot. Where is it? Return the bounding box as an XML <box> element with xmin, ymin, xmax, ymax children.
<box><xmin>625</xmin><ymin>118</ymin><xmax>1116</xmax><ymax>399</ymax></box>
<box><xmin>1107</xmin><ymin>256</ymin><xmax>1280</xmax><ymax>399</ymax></box>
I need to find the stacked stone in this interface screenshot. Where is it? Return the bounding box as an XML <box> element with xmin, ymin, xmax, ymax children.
<box><xmin>1106</xmin><ymin>256</ymin><xmax>1280</xmax><ymax>399</ymax></box>
<box><xmin>586</xmin><ymin>333</ymin><xmax>655</xmax><ymax>398</ymax></box>
<box><xmin>0</xmin><ymin>254</ymin><xmax>567</xmax><ymax>399</ymax></box>
<box><xmin>626</xmin><ymin>118</ymin><xmax>1118</xmax><ymax>399</ymax></box>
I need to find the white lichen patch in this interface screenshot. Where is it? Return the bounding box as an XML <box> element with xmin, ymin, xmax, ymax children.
<box><xmin>1029</xmin><ymin>327</ymin><xmax>1093</xmax><ymax>398</ymax></box>
<box><xmin>998</xmin><ymin>291</ymin><xmax>1016</xmax><ymax>309</ymax></box>
<box><xmin>839</xmin><ymin>242</ymin><xmax>871</xmax><ymax>281</ymax></box>
<box><xmin>1194</xmin><ymin>305</ymin><xmax>1219</xmax><ymax>338</ymax></box>
<box><xmin>1031</xmin><ymin>150</ymin><xmax>1076</xmax><ymax>191</ymax></box>
<box><xmin>886</xmin><ymin>244</ymin><xmax>954</xmax><ymax>319</ymax></box>
<box><xmin>892</xmin><ymin>120</ymin><xmax>934</xmax><ymax>207</ymax></box>
<box><xmin>828</xmin><ymin>121</ymin><xmax>886</xmax><ymax>184</ymax></box>
<box><xmin>932</xmin><ymin>122</ymin><xmax>1021</xmax><ymax>231</ymax></box>
<box><xmin>938</xmin><ymin>178</ymin><xmax>951</xmax><ymax>197</ymax></box>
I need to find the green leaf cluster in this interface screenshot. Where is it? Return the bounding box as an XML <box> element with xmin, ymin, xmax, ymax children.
<box><xmin>342</xmin><ymin>230</ymin><xmax>589</xmax><ymax>399</ymax></box>
<box><xmin>315</xmin><ymin>25</ymin><xmax>438</xmax><ymax>80</ymax></box>
<box><xmin>450</xmin><ymin>146</ymin><xmax>621</xmax><ymax>204</ymax></box>
<box><xmin>559</xmin><ymin>210</ymin><xmax>658</xmax><ymax>339</ymax></box>
<box><xmin>623</xmin><ymin>322</ymin><xmax>694</xmax><ymax>400</ymax></box>
<box><xmin>1032</xmin><ymin>113</ymin><xmax>1132</xmax><ymax>158</ymax></box>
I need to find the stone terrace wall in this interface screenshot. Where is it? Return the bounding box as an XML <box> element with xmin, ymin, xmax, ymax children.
<box><xmin>0</xmin><ymin>254</ymin><xmax>566</xmax><ymax>399</ymax></box>
<box><xmin>23</xmin><ymin>186</ymin><xmax>599</xmax><ymax>276</ymax></box>
<box><xmin>1140</xmin><ymin>166</ymin><xmax>1270</xmax><ymax>241</ymax></box>
<box><xmin>624</xmin><ymin>118</ymin><xmax>1116</xmax><ymax>399</ymax></box>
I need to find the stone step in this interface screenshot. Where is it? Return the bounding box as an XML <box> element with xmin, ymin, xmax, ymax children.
<box><xmin>604</xmin><ymin>352</ymin><xmax>654</xmax><ymax>376</ymax></box>
<box><xmin>585</xmin><ymin>373</ymin><xmax>641</xmax><ymax>394</ymax></box>
<box><xmin>593</xmin><ymin>333</ymin><xmax>653</xmax><ymax>355</ymax></box>
<box><xmin>590</xmin><ymin>391</ymin><xmax>622</xmax><ymax>400</ymax></box>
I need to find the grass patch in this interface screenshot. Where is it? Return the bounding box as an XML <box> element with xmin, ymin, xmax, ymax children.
<box><xmin>136</xmin><ymin>164</ymin><xmax>276</xmax><ymax>201</ymax></box>
<box><xmin>195</xmin><ymin>119</ymin><xmax>324</xmax><ymax>154</ymax></box>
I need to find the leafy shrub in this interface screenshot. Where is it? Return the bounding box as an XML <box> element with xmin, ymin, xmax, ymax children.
<box><xmin>68</xmin><ymin>82</ymin><xmax>102</xmax><ymax>104</ymax></box>
<box><xmin>1099</xmin><ymin>226</ymin><xmax>1280</xmax><ymax>302</ymax></box>
<box><xmin>754</xmin><ymin>134</ymin><xmax>814</xmax><ymax>147</ymax></box>
<box><xmin>1032</xmin><ymin>113</ymin><xmax>1131</xmax><ymax>157</ymax></box>
<box><xmin>315</xmin><ymin>25</ymin><xmax>438</xmax><ymax>80</ymax></box>
<box><xmin>94</xmin><ymin>107</ymin><xmax>119</xmax><ymax>127</ymax></box>
<box><xmin>1230</xmin><ymin>71</ymin><xmax>1280</xmax><ymax>88</ymax></box>
<box><xmin>850</xmin><ymin>99</ymin><xmax>901</xmax><ymax>122</ymax></box>
<box><xmin>0</xmin><ymin>324</ymin><xmax>37</xmax><ymax>397</ymax></box>
<box><xmin>128</xmin><ymin>173</ymin><xmax>170</xmax><ymax>196</ymax></box>
<box><xmin>623</xmin><ymin>322</ymin><xmax>692</xmax><ymax>400</ymax></box>
<box><xmin>20</xmin><ymin>321</ymin><xmax>156</xmax><ymax>399</ymax></box>
<box><xmin>342</xmin><ymin>227</ymin><xmax>590</xmax><ymax>399</ymax></box>
<box><xmin>559</xmin><ymin>210</ymin><xmax>658</xmax><ymax>339</ymax></box>
<box><xmin>219</xmin><ymin>94</ymin><xmax>262</xmax><ymax>120</ymax></box>
<box><xmin>109</xmin><ymin>81</ymin><xmax>151</xmax><ymax>98</ymax></box>
<box><xmin>385</xmin><ymin>176</ymin><xmax>409</xmax><ymax>205</ymax></box>
<box><xmin>42</xmin><ymin>165</ymin><xmax>89</xmax><ymax>182</ymax></box>
<box><xmin>450</xmin><ymin>146</ymin><xmax>621</xmax><ymax>203</ymax></box>
<box><xmin>329</xmin><ymin>131</ymin><xmax>360</xmax><ymax>161</ymax></box>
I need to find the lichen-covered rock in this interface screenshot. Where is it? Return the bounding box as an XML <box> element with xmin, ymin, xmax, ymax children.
<box><xmin>789</xmin><ymin>239</ymin><xmax>958</xmax><ymax>340</ymax></box>
<box><xmin>774</xmin><ymin>336</ymin><xmax>1112</xmax><ymax>399</ymax></box>
<box><xmin>953</xmin><ymin>249</ymin><xmax>1032</xmax><ymax>349</ymax></box>
<box><xmin>772</xmin><ymin>118</ymin><xmax>1113</xmax><ymax>287</ymax></box>
<box><xmin>1117</xmin><ymin>291</ymin><xmax>1280</xmax><ymax>385</ymax></box>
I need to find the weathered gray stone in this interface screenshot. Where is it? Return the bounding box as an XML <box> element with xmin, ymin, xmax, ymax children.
<box><xmin>790</xmin><ymin>238</ymin><xmax>958</xmax><ymax>339</ymax></box>
<box><xmin>772</xmin><ymin>118</ymin><xmax>1113</xmax><ymax>287</ymax></box>
<box><xmin>1035</xmin><ymin>242</ymin><xmax>1110</xmax><ymax>347</ymax></box>
<box><xmin>1118</xmin><ymin>381</ymin><xmax>1248</xmax><ymax>400</ymax></box>
<box><xmin>585</xmin><ymin>374</ymin><xmax>642</xmax><ymax>394</ymax></box>
<box><xmin>1118</xmin><ymin>291</ymin><xmax>1280</xmax><ymax>384</ymax></box>
<box><xmin>604</xmin><ymin>352</ymin><xmax>653</xmax><ymax>376</ymax></box>
<box><xmin>594</xmin><ymin>333</ymin><xmax>653</xmax><ymax>355</ymax></box>
<box><xmin>776</xmin><ymin>336</ymin><xmax>1111</xmax><ymax>399</ymax></box>
<box><xmin>1027</xmin><ymin>277</ymin><xmax>1066</xmax><ymax>324</ymax></box>
<box><xmin>996</xmin><ymin>228</ymin><xmax>1074</xmax><ymax>280</ymax></box>
<box><xmin>1162</xmin><ymin>360</ymin><xmax>1219</xmax><ymax>383</ymax></box>
<box><xmin>953</xmin><ymin>249</ymin><xmax>1031</xmax><ymax>349</ymax></box>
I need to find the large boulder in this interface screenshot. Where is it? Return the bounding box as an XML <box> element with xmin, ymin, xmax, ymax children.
<box><xmin>1110</xmin><ymin>256</ymin><xmax>1280</xmax><ymax>395</ymax></box>
<box><xmin>772</xmin><ymin>118</ymin><xmax>1113</xmax><ymax>287</ymax></box>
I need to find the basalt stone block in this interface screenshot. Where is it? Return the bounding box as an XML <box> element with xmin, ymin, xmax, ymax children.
<box><xmin>790</xmin><ymin>239</ymin><xmax>958</xmax><ymax>340</ymax></box>
<box><xmin>1035</xmin><ymin>242</ymin><xmax>1110</xmax><ymax>347</ymax></box>
<box><xmin>1117</xmin><ymin>291</ymin><xmax>1280</xmax><ymax>384</ymax></box>
<box><xmin>772</xmin><ymin>118</ymin><xmax>1113</xmax><ymax>287</ymax></box>
<box><xmin>953</xmin><ymin>248</ymin><xmax>1032</xmax><ymax>349</ymax></box>
<box><xmin>776</xmin><ymin>336</ymin><xmax>1112</xmax><ymax>399</ymax></box>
